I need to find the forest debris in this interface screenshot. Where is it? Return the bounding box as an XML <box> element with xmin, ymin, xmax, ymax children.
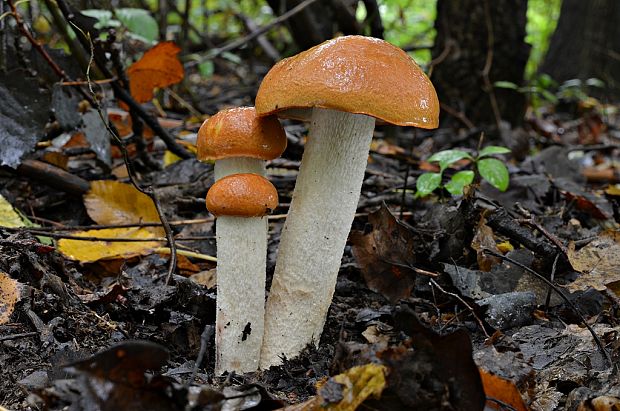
<box><xmin>82</xmin><ymin>109</ymin><xmax>111</xmax><ymax>165</ymax></box>
<box><xmin>350</xmin><ymin>204</ymin><xmax>418</xmax><ymax>303</ymax></box>
<box><xmin>471</xmin><ymin>216</ymin><xmax>501</xmax><ymax>271</ymax></box>
<box><xmin>0</xmin><ymin>194</ymin><xmax>27</xmax><ymax>228</ymax></box>
<box><xmin>567</xmin><ymin>230</ymin><xmax>620</xmax><ymax>292</ymax></box>
<box><xmin>0</xmin><ymin>271</ymin><xmax>20</xmax><ymax>324</ymax></box>
<box><xmin>127</xmin><ymin>42</ymin><xmax>184</xmax><ymax>103</ymax></box>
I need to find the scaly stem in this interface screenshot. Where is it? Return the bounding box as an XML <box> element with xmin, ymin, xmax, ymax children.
<box><xmin>260</xmin><ymin>108</ymin><xmax>375</xmax><ymax>367</ymax></box>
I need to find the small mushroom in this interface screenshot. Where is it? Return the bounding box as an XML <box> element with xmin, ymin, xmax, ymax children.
<box><xmin>255</xmin><ymin>35</ymin><xmax>440</xmax><ymax>367</ymax></box>
<box><xmin>197</xmin><ymin>106</ymin><xmax>287</xmax><ymax>180</ymax></box>
<box><xmin>206</xmin><ymin>173</ymin><xmax>279</xmax><ymax>374</ymax></box>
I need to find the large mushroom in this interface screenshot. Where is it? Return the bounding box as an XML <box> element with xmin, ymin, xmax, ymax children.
<box><xmin>197</xmin><ymin>107</ymin><xmax>286</xmax><ymax>374</ymax></box>
<box><xmin>206</xmin><ymin>173</ymin><xmax>278</xmax><ymax>374</ymax></box>
<box><xmin>255</xmin><ymin>35</ymin><xmax>439</xmax><ymax>367</ymax></box>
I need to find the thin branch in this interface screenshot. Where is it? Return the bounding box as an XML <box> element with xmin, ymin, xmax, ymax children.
<box><xmin>481</xmin><ymin>0</ymin><xmax>502</xmax><ymax>129</ymax></box>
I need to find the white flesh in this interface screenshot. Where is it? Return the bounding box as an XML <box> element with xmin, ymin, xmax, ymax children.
<box><xmin>214</xmin><ymin>157</ymin><xmax>265</xmax><ymax>180</ymax></box>
<box><xmin>215</xmin><ymin>215</ymin><xmax>267</xmax><ymax>374</ymax></box>
<box><xmin>260</xmin><ymin>108</ymin><xmax>375</xmax><ymax>368</ymax></box>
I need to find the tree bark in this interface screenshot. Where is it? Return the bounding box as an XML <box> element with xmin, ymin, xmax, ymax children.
<box><xmin>540</xmin><ymin>0</ymin><xmax>620</xmax><ymax>102</ymax></box>
<box><xmin>430</xmin><ymin>0</ymin><xmax>530</xmax><ymax>128</ymax></box>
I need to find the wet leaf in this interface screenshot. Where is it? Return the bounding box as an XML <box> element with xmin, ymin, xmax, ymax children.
<box><xmin>127</xmin><ymin>42</ymin><xmax>184</xmax><ymax>103</ymax></box>
<box><xmin>445</xmin><ymin>170</ymin><xmax>475</xmax><ymax>195</ymax></box>
<box><xmin>415</xmin><ymin>172</ymin><xmax>441</xmax><ymax>197</ymax></box>
<box><xmin>0</xmin><ymin>271</ymin><xmax>20</xmax><ymax>325</ymax></box>
<box><xmin>478</xmin><ymin>158</ymin><xmax>509</xmax><ymax>191</ymax></box>
<box><xmin>350</xmin><ymin>204</ymin><xmax>418</xmax><ymax>303</ymax></box>
<box><xmin>478</xmin><ymin>146</ymin><xmax>511</xmax><ymax>158</ymax></box>
<box><xmin>479</xmin><ymin>369</ymin><xmax>528</xmax><ymax>411</ymax></box>
<box><xmin>428</xmin><ymin>149</ymin><xmax>473</xmax><ymax>170</ymax></box>
<box><xmin>115</xmin><ymin>8</ymin><xmax>158</xmax><ymax>43</ymax></box>
<box><xmin>84</xmin><ymin>180</ymin><xmax>161</xmax><ymax>225</ymax></box>
<box><xmin>567</xmin><ymin>230</ymin><xmax>620</xmax><ymax>292</ymax></box>
<box><xmin>57</xmin><ymin>227</ymin><xmax>163</xmax><ymax>262</ymax></box>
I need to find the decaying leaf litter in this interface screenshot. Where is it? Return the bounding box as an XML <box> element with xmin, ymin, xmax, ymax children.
<box><xmin>1</xmin><ymin>8</ymin><xmax>620</xmax><ymax>411</ymax></box>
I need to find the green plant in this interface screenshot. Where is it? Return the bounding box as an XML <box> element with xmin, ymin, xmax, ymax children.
<box><xmin>416</xmin><ymin>146</ymin><xmax>511</xmax><ymax>197</ymax></box>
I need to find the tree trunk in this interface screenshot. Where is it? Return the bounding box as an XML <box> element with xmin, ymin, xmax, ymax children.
<box><xmin>430</xmin><ymin>0</ymin><xmax>530</xmax><ymax>128</ymax></box>
<box><xmin>540</xmin><ymin>0</ymin><xmax>620</xmax><ymax>102</ymax></box>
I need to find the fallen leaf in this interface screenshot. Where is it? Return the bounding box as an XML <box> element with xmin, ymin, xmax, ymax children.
<box><xmin>0</xmin><ymin>194</ymin><xmax>26</xmax><ymax>228</ymax></box>
<box><xmin>127</xmin><ymin>42</ymin><xmax>184</xmax><ymax>103</ymax></box>
<box><xmin>471</xmin><ymin>216</ymin><xmax>501</xmax><ymax>272</ymax></box>
<box><xmin>479</xmin><ymin>369</ymin><xmax>528</xmax><ymax>411</ymax></box>
<box><xmin>0</xmin><ymin>271</ymin><xmax>20</xmax><ymax>325</ymax></box>
<box><xmin>567</xmin><ymin>230</ymin><xmax>620</xmax><ymax>292</ymax></box>
<box><xmin>84</xmin><ymin>180</ymin><xmax>162</xmax><ymax>226</ymax></box>
<box><xmin>350</xmin><ymin>204</ymin><xmax>418</xmax><ymax>303</ymax></box>
<box><xmin>57</xmin><ymin>227</ymin><xmax>163</xmax><ymax>262</ymax></box>
<box><xmin>286</xmin><ymin>364</ymin><xmax>387</xmax><ymax>411</ymax></box>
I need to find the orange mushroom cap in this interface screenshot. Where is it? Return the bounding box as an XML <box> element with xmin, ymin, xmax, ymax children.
<box><xmin>206</xmin><ymin>173</ymin><xmax>278</xmax><ymax>217</ymax></box>
<box><xmin>197</xmin><ymin>107</ymin><xmax>287</xmax><ymax>161</ymax></box>
<box><xmin>255</xmin><ymin>36</ymin><xmax>439</xmax><ymax>128</ymax></box>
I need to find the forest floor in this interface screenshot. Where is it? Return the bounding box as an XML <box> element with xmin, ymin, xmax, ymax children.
<box><xmin>1</xmin><ymin>56</ymin><xmax>620</xmax><ymax>411</ymax></box>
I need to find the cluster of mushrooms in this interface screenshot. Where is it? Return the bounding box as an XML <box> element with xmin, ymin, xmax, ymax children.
<box><xmin>197</xmin><ymin>35</ymin><xmax>440</xmax><ymax>375</ymax></box>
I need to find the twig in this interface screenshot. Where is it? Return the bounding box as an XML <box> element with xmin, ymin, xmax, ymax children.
<box><xmin>517</xmin><ymin>218</ymin><xmax>568</xmax><ymax>257</ymax></box>
<box><xmin>482</xmin><ymin>247</ymin><xmax>614</xmax><ymax>369</ymax></box>
<box><xmin>190</xmin><ymin>0</ymin><xmax>320</xmax><ymax>65</ymax></box>
<box><xmin>188</xmin><ymin>324</ymin><xmax>214</xmax><ymax>386</ymax></box>
<box><xmin>429</xmin><ymin>278</ymin><xmax>491</xmax><ymax>339</ymax></box>
<box><xmin>0</xmin><ymin>331</ymin><xmax>39</xmax><ymax>342</ymax></box>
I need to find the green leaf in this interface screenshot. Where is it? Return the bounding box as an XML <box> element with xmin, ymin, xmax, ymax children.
<box><xmin>415</xmin><ymin>172</ymin><xmax>442</xmax><ymax>197</ymax></box>
<box><xmin>494</xmin><ymin>81</ymin><xmax>518</xmax><ymax>90</ymax></box>
<box><xmin>82</xmin><ymin>9</ymin><xmax>117</xmax><ymax>30</ymax></box>
<box><xmin>478</xmin><ymin>158</ymin><xmax>510</xmax><ymax>191</ymax></box>
<box><xmin>585</xmin><ymin>78</ymin><xmax>605</xmax><ymax>88</ymax></box>
<box><xmin>444</xmin><ymin>171</ymin><xmax>475</xmax><ymax>195</ymax></box>
<box><xmin>478</xmin><ymin>146</ymin><xmax>511</xmax><ymax>158</ymax></box>
<box><xmin>427</xmin><ymin>150</ymin><xmax>473</xmax><ymax>171</ymax></box>
<box><xmin>115</xmin><ymin>8</ymin><xmax>158</xmax><ymax>43</ymax></box>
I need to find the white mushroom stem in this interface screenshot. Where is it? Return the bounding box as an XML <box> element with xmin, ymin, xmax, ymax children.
<box><xmin>260</xmin><ymin>107</ymin><xmax>375</xmax><ymax>368</ymax></box>
<box><xmin>212</xmin><ymin>156</ymin><xmax>268</xmax><ymax>374</ymax></box>
<box><xmin>214</xmin><ymin>157</ymin><xmax>265</xmax><ymax>180</ymax></box>
<box><xmin>215</xmin><ymin>215</ymin><xmax>268</xmax><ymax>374</ymax></box>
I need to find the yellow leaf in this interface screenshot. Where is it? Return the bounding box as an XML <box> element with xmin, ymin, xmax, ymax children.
<box><xmin>85</xmin><ymin>180</ymin><xmax>161</xmax><ymax>225</ymax></box>
<box><xmin>0</xmin><ymin>194</ymin><xmax>25</xmax><ymax>228</ymax></box>
<box><xmin>163</xmin><ymin>150</ymin><xmax>181</xmax><ymax>167</ymax></box>
<box><xmin>0</xmin><ymin>271</ymin><xmax>20</xmax><ymax>325</ymax></box>
<box><xmin>127</xmin><ymin>42</ymin><xmax>184</xmax><ymax>103</ymax></box>
<box><xmin>57</xmin><ymin>227</ymin><xmax>163</xmax><ymax>263</ymax></box>
<box><xmin>287</xmin><ymin>364</ymin><xmax>387</xmax><ymax>411</ymax></box>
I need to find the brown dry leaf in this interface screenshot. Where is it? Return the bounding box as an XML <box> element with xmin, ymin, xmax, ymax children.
<box><xmin>84</xmin><ymin>180</ymin><xmax>162</xmax><ymax>226</ymax></box>
<box><xmin>480</xmin><ymin>368</ymin><xmax>528</xmax><ymax>411</ymax></box>
<box><xmin>285</xmin><ymin>363</ymin><xmax>387</xmax><ymax>411</ymax></box>
<box><xmin>57</xmin><ymin>227</ymin><xmax>163</xmax><ymax>263</ymax></box>
<box><xmin>350</xmin><ymin>204</ymin><xmax>418</xmax><ymax>303</ymax></box>
<box><xmin>127</xmin><ymin>42</ymin><xmax>184</xmax><ymax>103</ymax></box>
<box><xmin>0</xmin><ymin>271</ymin><xmax>20</xmax><ymax>324</ymax></box>
<box><xmin>471</xmin><ymin>216</ymin><xmax>501</xmax><ymax>272</ymax></box>
<box><xmin>567</xmin><ymin>230</ymin><xmax>620</xmax><ymax>292</ymax></box>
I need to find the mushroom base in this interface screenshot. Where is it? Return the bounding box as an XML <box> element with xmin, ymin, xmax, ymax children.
<box><xmin>215</xmin><ymin>215</ymin><xmax>267</xmax><ymax>374</ymax></box>
<box><xmin>260</xmin><ymin>107</ymin><xmax>375</xmax><ymax>368</ymax></box>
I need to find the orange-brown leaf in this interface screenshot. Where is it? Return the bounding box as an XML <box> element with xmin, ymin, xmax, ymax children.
<box><xmin>127</xmin><ymin>42</ymin><xmax>184</xmax><ymax>103</ymax></box>
<box><xmin>480</xmin><ymin>369</ymin><xmax>528</xmax><ymax>411</ymax></box>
